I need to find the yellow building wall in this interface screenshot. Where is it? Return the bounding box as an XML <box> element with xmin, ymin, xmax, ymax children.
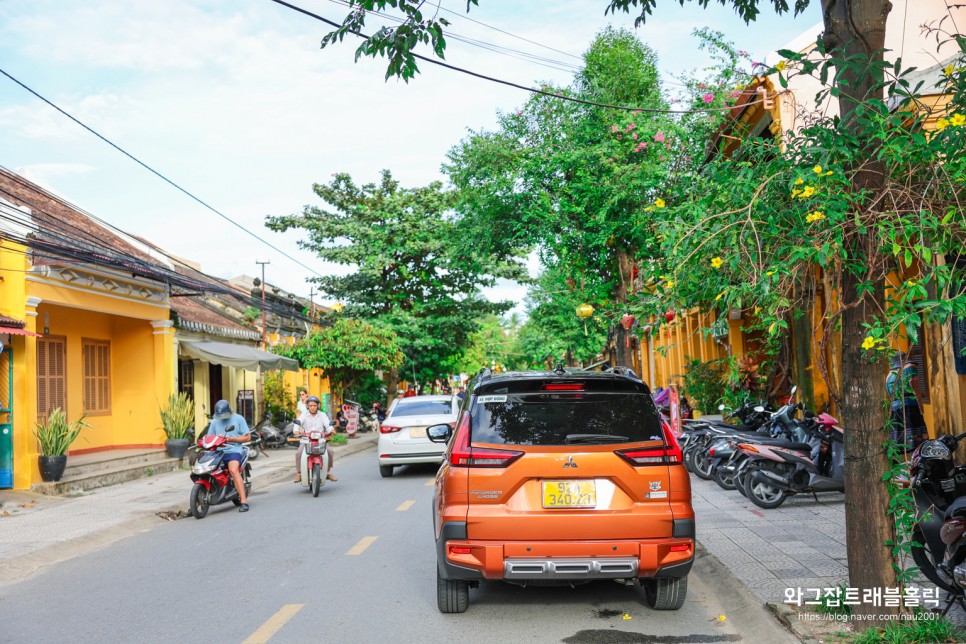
<box><xmin>1</xmin><ymin>240</ymin><xmax>34</xmax><ymax>489</ymax></box>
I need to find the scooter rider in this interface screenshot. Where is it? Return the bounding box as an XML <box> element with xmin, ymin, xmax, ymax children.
<box><xmin>295</xmin><ymin>396</ymin><xmax>337</xmax><ymax>483</ymax></box>
<box><xmin>206</xmin><ymin>399</ymin><xmax>252</xmax><ymax>512</ymax></box>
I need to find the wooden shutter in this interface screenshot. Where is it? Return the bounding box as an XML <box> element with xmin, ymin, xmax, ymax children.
<box><xmin>37</xmin><ymin>337</ymin><xmax>67</xmax><ymax>418</ymax></box>
<box><xmin>82</xmin><ymin>339</ymin><xmax>111</xmax><ymax>414</ymax></box>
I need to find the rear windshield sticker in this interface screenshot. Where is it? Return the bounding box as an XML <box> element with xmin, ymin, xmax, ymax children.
<box><xmin>477</xmin><ymin>395</ymin><xmax>507</xmax><ymax>404</ymax></box>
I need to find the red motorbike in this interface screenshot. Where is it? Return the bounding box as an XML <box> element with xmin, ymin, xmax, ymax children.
<box><xmin>188</xmin><ymin>431</ymin><xmax>252</xmax><ymax>519</ymax></box>
<box><xmin>295</xmin><ymin>419</ymin><xmax>333</xmax><ymax>497</ymax></box>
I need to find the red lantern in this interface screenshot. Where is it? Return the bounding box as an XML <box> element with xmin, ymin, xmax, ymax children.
<box><xmin>665</xmin><ymin>309</ymin><xmax>676</xmax><ymax>323</ymax></box>
<box><xmin>620</xmin><ymin>314</ymin><xmax>635</xmax><ymax>348</ymax></box>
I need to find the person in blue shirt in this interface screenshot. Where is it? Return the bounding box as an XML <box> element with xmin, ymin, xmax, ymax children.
<box><xmin>886</xmin><ymin>351</ymin><xmax>926</xmax><ymax>456</ymax></box>
<box><xmin>206</xmin><ymin>399</ymin><xmax>252</xmax><ymax>512</ymax></box>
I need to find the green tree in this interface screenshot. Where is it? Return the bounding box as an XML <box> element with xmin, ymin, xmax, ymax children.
<box><xmin>446</xmin><ymin>27</ymin><xmax>672</xmax><ymax>367</ymax></box>
<box><xmin>265</xmin><ymin>170</ymin><xmax>527</xmax><ymax>383</ymax></box>
<box><xmin>275</xmin><ymin>318</ymin><xmax>404</xmax><ymax>402</ymax></box>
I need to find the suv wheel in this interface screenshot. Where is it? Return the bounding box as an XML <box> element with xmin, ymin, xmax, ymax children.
<box><xmin>637</xmin><ymin>575</ymin><xmax>688</xmax><ymax>610</ymax></box>
<box><xmin>379</xmin><ymin>465</ymin><xmax>394</xmax><ymax>478</ymax></box>
<box><xmin>436</xmin><ymin>569</ymin><xmax>469</xmax><ymax>613</ymax></box>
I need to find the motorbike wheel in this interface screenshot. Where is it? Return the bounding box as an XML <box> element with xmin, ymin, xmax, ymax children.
<box><xmin>743</xmin><ymin>464</ymin><xmax>788</xmax><ymax>509</ymax></box>
<box><xmin>189</xmin><ymin>483</ymin><xmax>210</xmax><ymax>519</ymax></box>
<box><xmin>688</xmin><ymin>449</ymin><xmax>713</xmax><ymax>481</ymax></box>
<box><xmin>911</xmin><ymin>525</ymin><xmax>956</xmax><ymax>592</ymax></box>
<box><xmin>733</xmin><ymin>467</ymin><xmax>749</xmax><ymax>498</ymax></box>
<box><xmin>312</xmin><ymin>464</ymin><xmax>322</xmax><ymax>497</ymax></box>
<box><xmin>712</xmin><ymin>465</ymin><xmax>737</xmax><ymax>491</ymax></box>
<box><xmin>682</xmin><ymin>446</ymin><xmax>695</xmax><ymax>473</ymax></box>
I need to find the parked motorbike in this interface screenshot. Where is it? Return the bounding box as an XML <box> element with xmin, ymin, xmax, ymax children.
<box><xmin>739</xmin><ymin>410</ymin><xmax>844</xmax><ymax>509</ymax></box>
<box><xmin>188</xmin><ymin>429</ymin><xmax>253</xmax><ymax>519</ymax></box>
<box><xmin>295</xmin><ymin>419</ymin><xmax>335</xmax><ymax>497</ymax></box>
<box><xmin>256</xmin><ymin>411</ymin><xmax>298</xmax><ymax>449</ymax></box>
<box><xmin>909</xmin><ymin>429</ymin><xmax>966</xmax><ymax>615</ymax></box>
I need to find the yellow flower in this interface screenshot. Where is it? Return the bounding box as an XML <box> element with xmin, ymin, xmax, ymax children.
<box><xmin>656</xmin><ymin>234</ymin><xmax>665</xmax><ymax>241</ymax></box>
<box><xmin>824</xmin><ymin>170</ymin><xmax>833</xmax><ymax>176</ymax></box>
<box><xmin>945</xmin><ymin>63</ymin><xmax>956</xmax><ymax>77</ymax></box>
<box><xmin>937</xmin><ymin>117</ymin><xmax>950</xmax><ymax>131</ymax></box>
<box><xmin>775</xmin><ymin>61</ymin><xmax>787</xmax><ymax>72</ymax></box>
<box><xmin>766</xmin><ymin>270</ymin><xmax>776</xmax><ymax>277</ymax></box>
<box><xmin>654</xmin><ymin>198</ymin><xmax>666</xmax><ymax>209</ymax></box>
<box><xmin>794</xmin><ymin>177</ymin><xmax>804</xmax><ymax>185</ymax></box>
<box><xmin>710</xmin><ymin>257</ymin><xmax>723</xmax><ymax>269</ymax></box>
<box><xmin>799</xmin><ymin>185</ymin><xmax>816</xmax><ymax>198</ymax></box>
<box><xmin>715</xmin><ymin>291</ymin><xmax>725</xmax><ymax>301</ymax></box>
<box><xmin>791</xmin><ymin>188</ymin><xmax>802</xmax><ymax>198</ymax></box>
<box><xmin>806</xmin><ymin>210</ymin><xmax>826</xmax><ymax>223</ymax></box>
<box><xmin>753</xmin><ymin>306</ymin><xmax>762</xmax><ymax>315</ymax></box>
<box><xmin>664</xmin><ymin>280</ymin><xmax>674</xmax><ymax>289</ymax></box>
<box><xmin>861</xmin><ymin>336</ymin><xmax>876</xmax><ymax>350</ymax></box>
<box><xmin>951</xmin><ymin>113</ymin><xmax>966</xmax><ymax>127</ymax></box>
<box><xmin>813</xmin><ymin>165</ymin><xmax>823</xmax><ymax>174</ymax></box>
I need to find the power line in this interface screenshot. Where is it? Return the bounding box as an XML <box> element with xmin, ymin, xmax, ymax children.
<box><xmin>0</xmin><ymin>66</ymin><xmax>326</xmax><ymax>280</ymax></box>
<box><xmin>269</xmin><ymin>0</ymin><xmax>778</xmax><ymax>115</ymax></box>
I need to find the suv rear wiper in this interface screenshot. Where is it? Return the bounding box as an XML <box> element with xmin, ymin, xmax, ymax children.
<box><xmin>564</xmin><ymin>434</ymin><xmax>628</xmax><ymax>444</ymax></box>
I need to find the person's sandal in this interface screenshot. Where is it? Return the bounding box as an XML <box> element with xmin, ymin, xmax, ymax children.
<box><xmin>239</xmin><ymin>503</ymin><xmax>249</xmax><ymax>512</ymax></box>
<box><xmin>294</xmin><ymin>475</ymin><xmax>301</xmax><ymax>483</ymax></box>
<box><xmin>326</xmin><ymin>472</ymin><xmax>338</xmax><ymax>482</ymax></box>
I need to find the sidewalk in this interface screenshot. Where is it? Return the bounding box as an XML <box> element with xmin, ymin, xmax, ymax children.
<box><xmin>0</xmin><ymin>432</ymin><xmax>378</xmax><ymax>585</ymax></box>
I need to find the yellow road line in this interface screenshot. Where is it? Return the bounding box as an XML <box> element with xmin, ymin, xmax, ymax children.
<box><xmin>425</xmin><ymin>479</ymin><xmax>435</xmax><ymax>486</ymax></box>
<box><xmin>346</xmin><ymin>536</ymin><xmax>378</xmax><ymax>555</ymax></box>
<box><xmin>242</xmin><ymin>604</ymin><xmax>304</xmax><ymax>644</ymax></box>
<box><xmin>396</xmin><ymin>500</ymin><xmax>415</xmax><ymax>511</ymax></box>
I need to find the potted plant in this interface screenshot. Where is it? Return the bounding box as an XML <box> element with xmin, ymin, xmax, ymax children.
<box><xmin>33</xmin><ymin>408</ymin><xmax>89</xmax><ymax>482</ymax></box>
<box><xmin>160</xmin><ymin>392</ymin><xmax>195</xmax><ymax>459</ymax></box>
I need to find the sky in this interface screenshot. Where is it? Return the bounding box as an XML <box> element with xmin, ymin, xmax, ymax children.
<box><xmin>0</xmin><ymin>0</ymin><xmax>822</xmax><ymax>310</ymax></box>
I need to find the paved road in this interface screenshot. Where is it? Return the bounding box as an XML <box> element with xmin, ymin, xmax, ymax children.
<box><xmin>0</xmin><ymin>449</ymin><xmax>794</xmax><ymax>643</ymax></box>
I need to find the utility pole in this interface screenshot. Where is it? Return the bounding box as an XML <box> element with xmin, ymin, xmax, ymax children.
<box><xmin>308</xmin><ymin>287</ymin><xmax>316</xmax><ymax>318</ymax></box>
<box><xmin>255</xmin><ymin>260</ymin><xmax>270</xmax><ymax>345</ymax></box>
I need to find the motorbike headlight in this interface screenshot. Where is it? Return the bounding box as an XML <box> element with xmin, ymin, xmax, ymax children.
<box><xmin>920</xmin><ymin>441</ymin><xmax>952</xmax><ymax>460</ymax></box>
<box><xmin>310</xmin><ymin>431</ymin><xmax>322</xmax><ymax>440</ymax></box>
<box><xmin>192</xmin><ymin>461</ymin><xmax>216</xmax><ymax>475</ymax></box>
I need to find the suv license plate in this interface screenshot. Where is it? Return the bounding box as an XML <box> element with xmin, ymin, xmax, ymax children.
<box><xmin>542</xmin><ymin>480</ymin><xmax>596</xmax><ymax>508</ymax></box>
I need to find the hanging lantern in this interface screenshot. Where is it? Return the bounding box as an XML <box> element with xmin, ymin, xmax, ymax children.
<box><xmin>576</xmin><ymin>303</ymin><xmax>594</xmax><ymax>319</ymax></box>
<box><xmin>665</xmin><ymin>309</ymin><xmax>676</xmax><ymax>323</ymax></box>
<box><xmin>620</xmin><ymin>314</ymin><xmax>635</xmax><ymax>330</ymax></box>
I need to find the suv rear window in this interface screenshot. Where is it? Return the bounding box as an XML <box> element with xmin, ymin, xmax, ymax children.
<box><xmin>390</xmin><ymin>400</ymin><xmax>454</xmax><ymax>417</ymax></box>
<box><xmin>470</xmin><ymin>391</ymin><xmax>662</xmax><ymax>446</ymax></box>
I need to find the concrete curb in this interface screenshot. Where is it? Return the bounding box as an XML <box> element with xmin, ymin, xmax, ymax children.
<box><xmin>765</xmin><ymin>601</ymin><xmax>821</xmax><ymax>644</ymax></box>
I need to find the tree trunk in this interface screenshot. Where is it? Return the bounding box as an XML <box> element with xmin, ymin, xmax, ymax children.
<box><xmin>614</xmin><ymin>250</ymin><xmax>634</xmax><ymax>368</ymax></box>
<box><xmin>822</xmin><ymin>0</ymin><xmax>897</xmax><ymax>625</ymax></box>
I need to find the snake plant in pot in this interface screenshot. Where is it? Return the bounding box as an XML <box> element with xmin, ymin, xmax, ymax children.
<box><xmin>33</xmin><ymin>408</ymin><xmax>89</xmax><ymax>482</ymax></box>
<box><xmin>160</xmin><ymin>392</ymin><xmax>195</xmax><ymax>459</ymax></box>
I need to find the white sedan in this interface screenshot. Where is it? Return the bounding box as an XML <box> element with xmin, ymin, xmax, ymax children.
<box><xmin>377</xmin><ymin>395</ymin><xmax>459</xmax><ymax>478</ymax></box>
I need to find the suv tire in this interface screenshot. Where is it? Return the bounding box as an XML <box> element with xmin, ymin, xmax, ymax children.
<box><xmin>436</xmin><ymin>569</ymin><xmax>469</xmax><ymax>613</ymax></box>
<box><xmin>379</xmin><ymin>465</ymin><xmax>394</xmax><ymax>478</ymax></box>
<box><xmin>637</xmin><ymin>575</ymin><xmax>688</xmax><ymax>610</ymax></box>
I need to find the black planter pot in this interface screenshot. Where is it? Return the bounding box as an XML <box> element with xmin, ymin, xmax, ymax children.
<box><xmin>164</xmin><ymin>438</ymin><xmax>191</xmax><ymax>459</ymax></box>
<box><xmin>38</xmin><ymin>455</ymin><xmax>68</xmax><ymax>482</ymax></box>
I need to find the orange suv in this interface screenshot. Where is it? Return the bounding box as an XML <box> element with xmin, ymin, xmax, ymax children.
<box><xmin>428</xmin><ymin>367</ymin><xmax>694</xmax><ymax>613</ymax></box>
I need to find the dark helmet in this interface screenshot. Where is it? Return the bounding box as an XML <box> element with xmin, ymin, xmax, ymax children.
<box><xmin>213</xmin><ymin>400</ymin><xmax>232</xmax><ymax>420</ymax></box>
<box><xmin>306</xmin><ymin>396</ymin><xmax>321</xmax><ymax>405</ymax></box>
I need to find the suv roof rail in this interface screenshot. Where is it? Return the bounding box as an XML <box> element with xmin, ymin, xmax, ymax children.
<box><xmin>476</xmin><ymin>367</ymin><xmax>493</xmax><ymax>382</ymax></box>
<box><xmin>603</xmin><ymin>366</ymin><xmax>639</xmax><ymax>379</ymax></box>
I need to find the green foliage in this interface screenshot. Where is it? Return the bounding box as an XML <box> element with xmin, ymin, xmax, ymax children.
<box><xmin>850</xmin><ymin>609</ymin><xmax>965</xmax><ymax>644</ymax></box>
<box><xmin>33</xmin><ymin>408</ymin><xmax>89</xmax><ymax>456</ymax></box>
<box><xmin>329</xmin><ymin>433</ymin><xmax>348</xmax><ymax>446</ymax></box>
<box><xmin>262</xmin><ymin>370</ymin><xmax>295</xmax><ymax>423</ymax></box>
<box><xmin>242</xmin><ymin>307</ymin><xmax>259</xmax><ymax>327</ymax></box>
<box><xmin>266</xmin><ymin>170</ymin><xmax>524</xmax><ymax>380</ymax></box>
<box><xmin>345</xmin><ymin>370</ymin><xmax>387</xmax><ymax>409</ymax></box>
<box><xmin>159</xmin><ymin>392</ymin><xmax>195</xmax><ymax>440</ymax></box>
<box><xmin>276</xmin><ymin>318</ymin><xmax>403</xmax><ymax>400</ymax></box>
<box><xmin>682</xmin><ymin>358</ymin><xmax>728</xmax><ymax>413</ymax></box>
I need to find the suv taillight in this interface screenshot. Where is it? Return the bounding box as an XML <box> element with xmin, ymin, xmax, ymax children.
<box><xmin>380</xmin><ymin>424</ymin><xmax>402</xmax><ymax>434</ymax></box>
<box><xmin>615</xmin><ymin>419</ymin><xmax>683</xmax><ymax>466</ymax></box>
<box><xmin>448</xmin><ymin>415</ymin><xmax>523</xmax><ymax>468</ymax></box>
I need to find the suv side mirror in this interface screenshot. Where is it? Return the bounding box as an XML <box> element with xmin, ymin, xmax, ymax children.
<box><xmin>427</xmin><ymin>423</ymin><xmax>453</xmax><ymax>443</ymax></box>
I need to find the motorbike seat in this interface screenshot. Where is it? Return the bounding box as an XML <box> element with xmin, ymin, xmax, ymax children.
<box><xmin>742</xmin><ymin>438</ymin><xmax>813</xmax><ymax>452</ymax></box>
<box><xmin>946</xmin><ymin>496</ymin><xmax>966</xmax><ymax>518</ymax></box>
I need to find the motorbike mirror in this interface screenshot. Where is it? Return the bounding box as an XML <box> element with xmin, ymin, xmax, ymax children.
<box><xmin>427</xmin><ymin>423</ymin><xmax>453</xmax><ymax>444</ymax></box>
<box><xmin>718</xmin><ymin>404</ymin><xmax>726</xmax><ymax>411</ymax></box>
<box><xmin>292</xmin><ymin>419</ymin><xmax>302</xmax><ymax>426</ymax></box>
<box><xmin>790</xmin><ymin>385</ymin><xmax>798</xmax><ymax>396</ymax></box>
<box><xmin>804</xmin><ymin>410</ymin><xmax>815</xmax><ymax>419</ymax></box>
<box><xmin>754</xmin><ymin>405</ymin><xmax>765</xmax><ymax>413</ymax></box>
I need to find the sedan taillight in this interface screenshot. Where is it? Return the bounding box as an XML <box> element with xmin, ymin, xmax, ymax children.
<box><xmin>380</xmin><ymin>424</ymin><xmax>402</xmax><ymax>434</ymax></box>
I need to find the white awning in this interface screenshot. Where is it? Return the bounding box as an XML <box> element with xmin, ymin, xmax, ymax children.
<box><xmin>180</xmin><ymin>341</ymin><xmax>298</xmax><ymax>372</ymax></box>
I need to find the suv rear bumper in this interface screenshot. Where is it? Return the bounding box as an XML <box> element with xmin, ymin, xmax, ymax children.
<box><xmin>436</xmin><ymin>521</ymin><xmax>694</xmax><ymax>582</ymax></box>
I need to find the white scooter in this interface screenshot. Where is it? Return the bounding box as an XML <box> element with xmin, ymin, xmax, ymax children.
<box><xmin>295</xmin><ymin>419</ymin><xmax>336</xmax><ymax>497</ymax></box>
